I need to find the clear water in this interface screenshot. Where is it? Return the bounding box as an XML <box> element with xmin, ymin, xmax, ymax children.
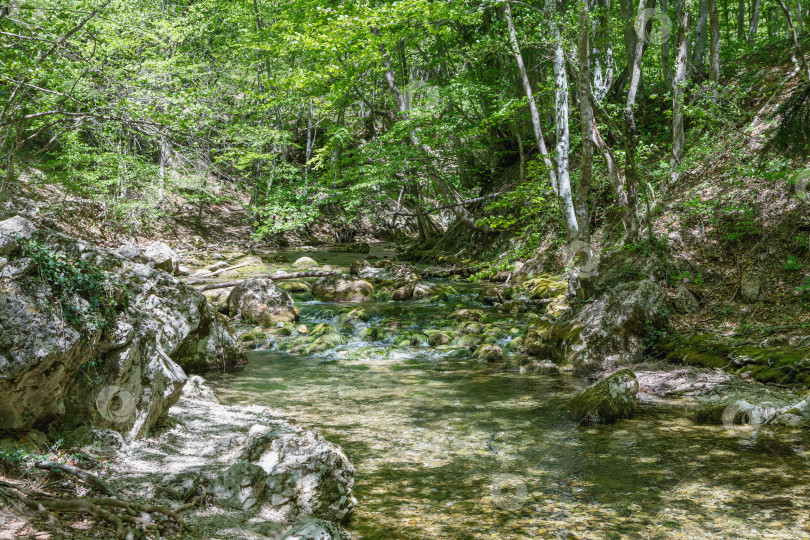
<box><xmin>208</xmin><ymin>247</ymin><xmax>810</xmax><ymax>539</ymax></box>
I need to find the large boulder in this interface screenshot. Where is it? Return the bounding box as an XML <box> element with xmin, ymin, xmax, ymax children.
<box><xmin>213</xmin><ymin>426</ymin><xmax>356</xmax><ymax>523</ymax></box>
<box><xmin>227</xmin><ymin>278</ymin><xmax>299</xmax><ymax>325</ymax></box>
<box><xmin>311</xmin><ymin>275</ymin><xmax>373</xmax><ymax>302</ymax></box>
<box><xmin>281</xmin><ymin>518</ymin><xmax>347</xmax><ymax>540</ymax></box>
<box><xmin>524</xmin><ymin>280</ymin><xmax>669</xmax><ymax>371</ymax></box>
<box><xmin>0</xmin><ymin>216</ymin><xmax>244</xmax><ymax>439</ymax></box>
<box><xmin>565</xmin><ymin>369</ymin><xmax>639</xmax><ymax>423</ymax></box>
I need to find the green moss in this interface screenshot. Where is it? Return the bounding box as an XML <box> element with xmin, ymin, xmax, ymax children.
<box><xmin>565</xmin><ymin>369</ymin><xmax>639</xmax><ymax>423</ymax></box>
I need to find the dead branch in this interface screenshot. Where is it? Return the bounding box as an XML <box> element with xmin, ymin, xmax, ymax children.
<box><xmin>35</xmin><ymin>461</ymin><xmax>116</xmax><ymax>496</ymax></box>
<box><xmin>191</xmin><ymin>271</ymin><xmax>335</xmax><ymax>291</ymax></box>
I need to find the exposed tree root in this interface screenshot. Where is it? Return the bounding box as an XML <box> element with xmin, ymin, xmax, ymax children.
<box><xmin>0</xmin><ymin>479</ymin><xmax>192</xmax><ymax>539</ymax></box>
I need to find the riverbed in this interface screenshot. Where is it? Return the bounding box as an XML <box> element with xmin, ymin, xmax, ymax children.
<box><xmin>208</xmin><ymin>246</ymin><xmax>810</xmax><ymax>539</ymax></box>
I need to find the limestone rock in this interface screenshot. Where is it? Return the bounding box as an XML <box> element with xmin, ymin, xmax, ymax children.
<box><xmin>0</xmin><ymin>216</ymin><xmax>244</xmax><ymax>439</ymax></box>
<box><xmin>524</xmin><ymin>280</ymin><xmax>669</xmax><ymax>371</ymax></box>
<box><xmin>142</xmin><ymin>241</ymin><xmax>180</xmax><ymax>274</ymax></box>
<box><xmin>215</xmin><ymin>429</ymin><xmax>357</xmax><ymax>522</ymax></box>
<box><xmin>294</xmin><ymin>256</ymin><xmax>319</xmax><ymax>268</ymax></box>
<box><xmin>0</xmin><ymin>215</ymin><xmax>36</xmax><ymax>256</ymax></box>
<box><xmin>674</xmin><ymin>285</ymin><xmax>700</xmax><ymax>314</ymax></box>
<box><xmin>281</xmin><ymin>518</ymin><xmax>347</xmax><ymax>540</ymax></box>
<box><xmin>227</xmin><ymin>278</ymin><xmax>298</xmax><ymax>326</ymax></box>
<box><xmin>311</xmin><ymin>275</ymin><xmax>373</xmax><ymax>302</ymax></box>
<box><xmin>565</xmin><ymin>369</ymin><xmax>639</xmax><ymax>423</ymax></box>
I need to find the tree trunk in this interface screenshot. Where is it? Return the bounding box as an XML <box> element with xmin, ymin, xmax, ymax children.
<box><xmin>661</xmin><ymin>0</ymin><xmax>674</xmax><ymax>88</ymax></box>
<box><xmin>622</xmin><ymin>0</ymin><xmax>648</xmax><ymax>240</ymax></box>
<box><xmin>672</xmin><ymin>0</ymin><xmax>690</xmax><ymax>183</ymax></box>
<box><xmin>775</xmin><ymin>0</ymin><xmax>810</xmax><ymax>80</ymax></box>
<box><xmin>748</xmin><ymin>0</ymin><xmax>761</xmax><ymax>41</ymax></box>
<box><xmin>552</xmin><ymin>29</ymin><xmax>579</xmax><ymax>241</ymax></box>
<box><xmin>503</xmin><ymin>3</ymin><xmax>558</xmax><ymax>195</ymax></box>
<box><xmin>371</xmin><ymin>27</ymin><xmax>479</xmax><ymax>229</ymax></box>
<box><xmin>594</xmin><ymin>0</ymin><xmax>616</xmax><ymax>100</ymax></box>
<box><xmin>737</xmin><ymin>0</ymin><xmax>746</xmax><ymax>39</ymax></box>
<box><xmin>709</xmin><ymin>0</ymin><xmax>721</xmax><ymax>82</ymax></box>
<box><xmin>692</xmin><ymin>0</ymin><xmax>709</xmax><ymax>71</ymax></box>
<box><xmin>577</xmin><ymin>3</ymin><xmax>594</xmax><ymax>242</ymax></box>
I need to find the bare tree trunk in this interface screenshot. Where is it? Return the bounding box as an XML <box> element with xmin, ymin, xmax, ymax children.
<box><xmin>672</xmin><ymin>0</ymin><xmax>691</xmax><ymax>183</ymax></box>
<box><xmin>304</xmin><ymin>97</ymin><xmax>314</xmax><ymax>197</ymax></box>
<box><xmin>776</xmin><ymin>0</ymin><xmax>810</xmax><ymax>80</ymax></box>
<box><xmin>692</xmin><ymin>0</ymin><xmax>709</xmax><ymax>71</ymax></box>
<box><xmin>158</xmin><ymin>135</ymin><xmax>169</xmax><ymax>208</ymax></box>
<box><xmin>709</xmin><ymin>0</ymin><xmax>721</xmax><ymax>82</ymax></box>
<box><xmin>594</xmin><ymin>0</ymin><xmax>616</xmax><ymax>100</ymax></box>
<box><xmin>622</xmin><ymin>0</ymin><xmax>648</xmax><ymax>239</ymax></box>
<box><xmin>748</xmin><ymin>0</ymin><xmax>761</xmax><ymax>41</ymax></box>
<box><xmin>661</xmin><ymin>0</ymin><xmax>674</xmax><ymax>87</ymax></box>
<box><xmin>577</xmin><ymin>3</ymin><xmax>594</xmax><ymax>242</ymax></box>
<box><xmin>551</xmin><ymin>25</ymin><xmax>580</xmax><ymax>241</ymax></box>
<box><xmin>737</xmin><ymin>0</ymin><xmax>746</xmax><ymax>39</ymax></box>
<box><xmin>503</xmin><ymin>3</ymin><xmax>558</xmax><ymax>194</ymax></box>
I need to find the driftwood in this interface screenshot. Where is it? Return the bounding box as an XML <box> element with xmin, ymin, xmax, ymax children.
<box><xmin>35</xmin><ymin>461</ymin><xmax>116</xmax><ymax>496</ymax></box>
<box><xmin>197</xmin><ymin>261</ymin><xmax>253</xmax><ymax>279</ymax></box>
<box><xmin>193</xmin><ymin>271</ymin><xmax>335</xmax><ymax>291</ymax></box>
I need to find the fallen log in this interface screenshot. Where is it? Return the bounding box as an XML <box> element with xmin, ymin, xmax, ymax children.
<box><xmin>197</xmin><ymin>261</ymin><xmax>253</xmax><ymax>279</ymax></box>
<box><xmin>193</xmin><ymin>271</ymin><xmax>335</xmax><ymax>292</ymax></box>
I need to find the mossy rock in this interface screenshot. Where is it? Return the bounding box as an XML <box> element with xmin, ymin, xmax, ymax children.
<box><xmin>473</xmin><ymin>344</ymin><xmax>504</xmax><ymax>362</ymax></box>
<box><xmin>279</xmin><ymin>281</ymin><xmax>311</xmax><ymax>293</ymax></box>
<box><xmin>309</xmin><ymin>323</ymin><xmax>334</xmax><ymax>336</ymax></box>
<box><xmin>565</xmin><ymin>369</ymin><xmax>639</xmax><ymax>423</ymax></box>
<box><xmin>394</xmin><ymin>331</ymin><xmax>428</xmax><ymax>348</ymax></box>
<box><xmin>337</xmin><ymin>306</ymin><xmax>370</xmax><ymax>322</ymax></box>
<box><xmin>428</xmin><ymin>332</ymin><xmax>452</xmax><ymax>347</ymax></box>
<box><xmin>458</xmin><ymin>322</ymin><xmax>484</xmax><ymax>335</ymax></box>
<box><xmin>524</xmin><ymin>275</ymin><xmax>568</xmax><ymax>300</ymax></box>
<box><xmin>452</xmin><ymin>334</ymin><xmax>483</xmax><ymax>348</ymax></box>
<box><xmin>302</xmin><ymin>333</ymin><xmax>344</xmax><ymax>353</ymax></box>
<box><xmin>448</xmin><ymin>309</ymin><xmax>491</xmax><ymax>323</ymax></box>
<box><xmin>360</xmin><ymin>326</ymin><xmax>387</xmax><ymax>342</ymax></box>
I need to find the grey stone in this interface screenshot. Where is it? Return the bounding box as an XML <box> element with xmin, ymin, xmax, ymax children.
<box><xmin>311</xmin><ymin>275</ymin><xmax>373</xmax><ymax>302</ymax></box>
<box><xmin>674</xmin><ymin>285</ymin><xmax>700</xmax><ymax>314</ymax></box>
<box><xmin>227</xmin><ymin>278</ymin><xmax>298</xmax><ymax>326</ymax></box>
<box><xmin>565</xmin><ymin>369</ymin><xmax>639</xmax><ymax>423</ymax></box>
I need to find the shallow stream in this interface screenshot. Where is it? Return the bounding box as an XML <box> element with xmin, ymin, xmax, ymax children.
<box><xmin>208</xmin><ymin>246</ymin><xmax>810</xmax><ymax>539</ymax></box>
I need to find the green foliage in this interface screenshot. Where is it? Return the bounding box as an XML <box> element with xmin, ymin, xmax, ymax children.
<box><xmin>17</xmin><ymin>238</ymin><xmax>129</xmax><ymax>333</ymax></box>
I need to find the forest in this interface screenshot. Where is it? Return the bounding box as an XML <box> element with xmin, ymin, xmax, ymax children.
<box><xmin>0</xmin><ymin>0</ymin><xmax>809</xmax><ymax>538</ymax></box>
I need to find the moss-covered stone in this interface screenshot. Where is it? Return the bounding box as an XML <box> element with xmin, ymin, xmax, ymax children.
<box><xmin>565</xmin><ymin>369</ymin><xmax>639</xmax><ymax>423</ymax></box>
<box><xmin>428</xmin><ymin>332</ymin><xmax>452</xmax><ymax>347</ymax></box>
<box><xmin>448</xmin><ymin>309</ymin><xmax>491</xmax><ymax>323</ymax></box>
<box><xmin>474</xmin><ymin>344</ymin><xmax>504</xmax><ymax>362</ymax></box>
